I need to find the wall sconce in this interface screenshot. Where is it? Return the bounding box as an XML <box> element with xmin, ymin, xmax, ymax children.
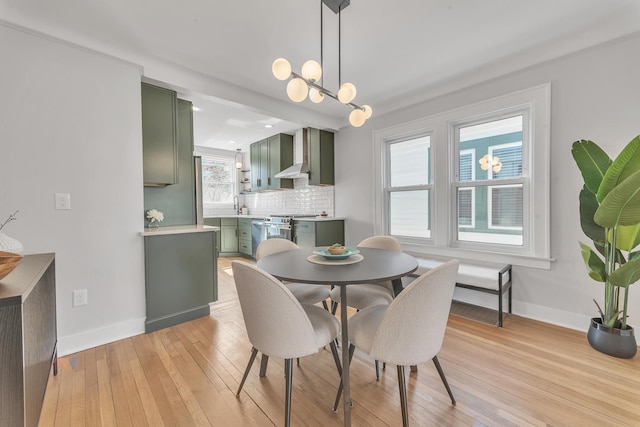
<box><xmin>235</xmin><ymin>149</ymin><xmax>243</xmax><ymax>169</ymax></box>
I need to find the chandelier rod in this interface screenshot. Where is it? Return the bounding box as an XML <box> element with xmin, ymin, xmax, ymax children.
<box><xmin>338</xmin><ymin>6</ymin><xmax>342</xmax><ymax>87</ymax></box>
<box><xmin>320</xmin><ymin>0</ymin><xmax>324</xmax><ymax>87</ymax></box>
<box><xmin>290</xmin><ymin>71</ymin><xmax>364</xmax><ymax>111</ymax></box>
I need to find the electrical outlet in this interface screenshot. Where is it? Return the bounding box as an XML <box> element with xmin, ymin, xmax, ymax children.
<box><xmin>55</xmin><ymin>193</ymin><xmax>71</xmax><ymax>210</ymax></box>
<box><xmin>72</xmin><ymin>289</ymin><xmax>88</xmax><ymax>307</ymax></box>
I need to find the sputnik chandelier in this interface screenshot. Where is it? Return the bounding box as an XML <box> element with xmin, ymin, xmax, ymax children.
<box><xmin>271</xmin><ymin>0</ymin><xmax>372</xmax><ymax>127</ymax></box>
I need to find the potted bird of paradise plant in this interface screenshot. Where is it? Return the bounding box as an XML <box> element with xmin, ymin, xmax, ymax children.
<box><xmin>571</xmin><ymin>136</ymin><xmax>640</xmax><ymax>358</ymax></box>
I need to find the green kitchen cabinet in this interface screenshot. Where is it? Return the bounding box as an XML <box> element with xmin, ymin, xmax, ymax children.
<box><xmin>144</xmin><ymin>230</ymin><xmax>217</xmax><ymax>333</ymax></box>
<box><xmin>308</xmin><ymin>128</ymin><xmax>335</xmax><ymax>185</ymax></box>
<box><xmin>238</xmin><ymin>218</ymin><xmax>252</xmax><ymax>256</ymax></box>
<box><xmin>249</xmin><ymin>134</ymin><xmax>294</xmax><ymax>191</ymax></box>
<box><xmin>293</xmin><ymin>220</ymin><xmax>345</xmax><ymax>248</ymax></box>
<box><xmin>141</xmin><ymin>83</ymin><xmax>178</xmax><ymax>186</ymax></box>
<box><xmin>221</xmin><ymin>218</ymin><xmax>239</xmax><ymax>253</ymax></box>
<box><xmin>204</xmin><ymin>218</ymin><xmax>221</xmax><ymax>256</ymax></box>
<box><xmin>144</xmin><ymin>98</ymin><xmax>196</xmax><ymax>226</ymax></box>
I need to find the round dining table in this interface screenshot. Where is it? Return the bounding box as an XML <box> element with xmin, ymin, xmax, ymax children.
<box><xmin>257</xmin><ymin>247</ymin><xmax>418</xmax><ymax>427</ymax></box>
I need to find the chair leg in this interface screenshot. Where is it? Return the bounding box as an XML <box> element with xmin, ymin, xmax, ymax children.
<box><xmin>410</xmin><ymin>365</ymin><xmax>418</xmax><ymax>373</ymax></box>
<box><xmin>259</xmin><ymin>354</ymin><xmax>269</xmax><ymax>377</ymax></box>
<box><xmin>397</xmin><ymin>365</ymin><xmax>409</xmax><ymax>427</ymax></box>
<box><xmin>375</xmin><ymin>360</ymin><xmax>380</xmax><ymax>381</ymax></box>
<box><xmin>432</xmin><ymin>356</ymin><xmax>456</xmax><ymax>405</ymax></box>
<box><xmin>284</xmin><ymin>359</ymin><xmax>293</xmax><ymax>427</ymax></box>
<box><xmin>331</xmin><ymin>300</ymin><xmax>338</xmax><ymax>315</ymax></box>
<box><xmin>333</xmin><ymin>344</ymin><xmax>355</xmax><ymax>412</ymax></box>
<box><xmin>297</xmin><ymin>358</ymin><xmax>300</xmax><ymax>367</ymax></box>
<box><xmin>236</xmin><ymin>347</ymin><xmax>259</xmax><ymax>397</ymax></box>
<box><xmin>322</xmin><ymin>300</ymin><xmax>329</xmax><ymax>311</ymax></box>
<box><xmin>329</xmin><ymin>340</ymin><xmax>342</xmax><ymax>376</ymax></box>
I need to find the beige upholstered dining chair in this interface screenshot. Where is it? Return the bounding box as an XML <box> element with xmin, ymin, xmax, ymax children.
<box><xmin>256</xmin><ymin>238</ymin><xmax>331</xmax><ymax>310</ymax></box>
<box><xmin>232</xmin><ymin>261</ymin><xmax>341</xmax><ymax>427</ymax></box>
<box><xmin>329</xmin><ymin>235</ymin><xmax>403</xmax><ymax>378</ymax></box>
<box><xmin>333</xmin><ymin>259</ymin><xmax>459</xmax><ymax>427</ymax></box>
<box><xmin>329</xmin><ymin>235</ymin><xmax>403</xmax><ymax>310</ymax></box>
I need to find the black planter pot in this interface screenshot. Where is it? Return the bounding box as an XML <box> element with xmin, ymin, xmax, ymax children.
<box><xmin>587</xmin><ymin>318</ymin><xmax>637</xmax><ymax>359</ymax></box>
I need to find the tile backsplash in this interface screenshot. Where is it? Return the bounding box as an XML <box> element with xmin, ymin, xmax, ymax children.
<box><xmin>203</xmin><ymin>178</ymin><xmax>334</xmax><ymax>217</ymax></box>
<box><xmin>243</xmin><ymin>184</ymin><xmax>334</xmax><ymax>216</ymax></box>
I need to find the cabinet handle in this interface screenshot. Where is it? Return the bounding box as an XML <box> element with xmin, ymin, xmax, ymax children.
<box><xmin>268</xmin><ymin>177</ymin><xmax>271</xmax><ymax>186</ymax></box>
<box><xmin>235</xmin><ymin>229</ymin><xmax>238</xmax><ymax>237</ymax></box>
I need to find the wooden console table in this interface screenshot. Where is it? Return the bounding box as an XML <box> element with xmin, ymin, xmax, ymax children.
<box><xmin>0</xmin><ymin>253</ymin><xmax>57</xmax><ymax>427</ymax></box>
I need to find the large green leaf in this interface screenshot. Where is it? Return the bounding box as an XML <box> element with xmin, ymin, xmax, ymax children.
<box><xmin>597</xmin><ymin>135</ymin><xmax>640</xmax><ymax>203</ymax></box>
<box><xmin>595</xmin><ymin>170</ymin><xmax>640</xmax><ymax>227</ymax></box>
<box><xmin>571</xmin><ymin>140</ymin><xmax>612</xmax><ymax>195</ymax></box>
<box><xmin>614</xmin><ymin>223</ymin><xmax>640</xmax><ymax>252</ymax></box>
<box><xmin>579</xmin><ymin>187</ymin><xmax>605</xmax><ymax>242</ymax></box>
<box><xmin>609</xmin><ymin>257</ymin><xmax>640</xmax><ymax>288</ymax></box>
<box><xmin>580</xmin><ymin>242</ymin><xmax>606</xmax><ymax>282</ymax></box>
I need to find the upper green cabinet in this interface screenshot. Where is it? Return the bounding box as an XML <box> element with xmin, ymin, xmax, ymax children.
<box><xmin>308</xmin><ymin>128</ymin><xmax>335</xmax><ymax>186</ymax></box>
<box><xmin>250</xmin><ymin>134</ymin><xmax>294</xmax><ymax>191</ymax></box>
<box><xmin>141</xmin><ymin>83</ymin><xmax>178</xmax><ymax>186</ymax></box>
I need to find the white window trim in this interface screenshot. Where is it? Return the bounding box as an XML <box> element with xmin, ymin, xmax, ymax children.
<box><xmin>373</xmin><ymin>83</ymin><xmax>551</xmax><ymax>269</ymax></box>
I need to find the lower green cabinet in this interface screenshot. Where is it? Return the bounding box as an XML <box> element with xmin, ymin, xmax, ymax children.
<box><xmin>238</xmin><ymin>218</ymin><xmax>252</xmax><ymax>256</ymax></box>
<box><xmin>205</xmin><ymin>217</ymin><xmax>252</xmax><ymax>257</ymax></box>
<box><xmin>220</xmin><ymin>218</ymin><xmax>238</xmax><ymax>253</ymax></box>
<box><xmin>144</xmin><ymin>230</ymin><xmax>217</xmax><ymax>333</ymax></box>
<box><xmin>293</xmin><ymin>220</ymin><xmax>345</xmax><ymax>248</ymax></box>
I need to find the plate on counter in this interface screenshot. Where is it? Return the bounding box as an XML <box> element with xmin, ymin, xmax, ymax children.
<box><xmin>312</xmin><ymin>247</ymin><xmax>360</xmax><ymax>260</ymax></box>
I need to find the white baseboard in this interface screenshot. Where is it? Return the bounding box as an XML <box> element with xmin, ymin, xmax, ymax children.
<box><xmin>453</xmin><ymin>288</ymin><xmax>591</xmax><ymax>332</ymax></box>
<box><xmin>57</xmin><ymin>317</ymin><xmax>146</xmax><ymax>357</ymax></box>
<box><xmin>512</xmin><ymin>300</ymin><xmax>592</xmax><ymax>332</ymax></box>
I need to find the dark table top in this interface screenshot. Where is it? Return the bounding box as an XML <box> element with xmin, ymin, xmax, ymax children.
<box><xmin>257</xmin><ymin>247</ymin><xmax>418</xmax><ymax>285</ymax></box>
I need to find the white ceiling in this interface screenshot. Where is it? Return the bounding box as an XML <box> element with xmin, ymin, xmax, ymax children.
<box><xmin>3</xmin><ymin>0</ymin><xmax>640</xmax><ymax>152</ymax></box>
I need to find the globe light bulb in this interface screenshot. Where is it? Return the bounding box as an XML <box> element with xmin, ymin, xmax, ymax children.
<box><xmin>309</xmin><ymin>87</ymin><xmax>325</xmax><ymax>103</ymax></box>
<box><xmin>301</xmin><ymin>60</ymin><xmax>322</xmax><ymax>82</ymax></box>
<box><xmin>272</xmin><ymin>58</ymin><xmax>292</xmax><ymax>81</ymax></box>
<box><xmin>362</xmin><ymin>105</ymin><xmax>373</xmax><ymax>119</ymax></box>
<box><xmin>286</xmin><ymin>78</ymin><xmax>308</xmax><ymax>102</ymax></box>
<box><xmin>349</xmin><ymin>108</ymin><xmax>366</xmax><ymax>127</ymax></box>
<box><xmin>338</xmin><ymin>82</ymin><xmax>357</xmax><ymax>104</ymax></box>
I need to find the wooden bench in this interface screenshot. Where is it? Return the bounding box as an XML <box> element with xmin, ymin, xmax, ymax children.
<box><xmin>409</xmin><ymin>259</ymin><xmax>513</xmax><ymax>327</ymax></box>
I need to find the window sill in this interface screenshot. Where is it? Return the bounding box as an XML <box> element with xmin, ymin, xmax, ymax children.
<box><xmin>402</xmin><ymin>242</ymin><xmax>553</xmax><ymax>270</ymax></box>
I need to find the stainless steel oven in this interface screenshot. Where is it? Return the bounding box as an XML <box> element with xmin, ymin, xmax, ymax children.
<box><xmin>264</xmin><ymin>216</ymin><xmax>292</xmax><ymax>241</ymax></box>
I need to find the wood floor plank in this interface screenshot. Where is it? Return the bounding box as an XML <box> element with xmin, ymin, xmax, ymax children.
<box><xmin>40</xmin><ymin>256</ymin><xmax>640</xmax><ymax>427</ymax></box>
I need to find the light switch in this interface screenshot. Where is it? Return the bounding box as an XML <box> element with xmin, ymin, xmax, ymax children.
<box><xmin>55</xmin><ymin>193</ymin><xmax>71</xmax><ymax>210</ymax></box>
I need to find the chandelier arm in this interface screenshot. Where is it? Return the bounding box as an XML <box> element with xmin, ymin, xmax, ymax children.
<box><xmin>290</xmin><ymin>71</ymin><xmax>363</xmax><ymax>110</ymax></box>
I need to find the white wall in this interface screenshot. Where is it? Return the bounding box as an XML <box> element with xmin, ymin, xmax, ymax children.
<box><xmin>335</xmin><ymin>32</ymin><xmax>640</xmax><ymax>331</ymax></box>
<box><xmin>0</xmin><ymin>24</ymin><xmax>146</xmax><ymax>355</ymax></box>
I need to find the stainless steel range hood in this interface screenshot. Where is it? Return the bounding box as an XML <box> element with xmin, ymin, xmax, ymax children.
<box><xmin>274</xmin><ymin>128</ymin><xmax>309</xmax><ymax>179</ymax></box>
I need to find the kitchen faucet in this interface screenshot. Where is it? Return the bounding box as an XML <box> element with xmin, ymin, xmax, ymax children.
<box><xmin>233</xmin><ymin>195</ymin><xmax>239</xmax><ymax>213</ymax></box>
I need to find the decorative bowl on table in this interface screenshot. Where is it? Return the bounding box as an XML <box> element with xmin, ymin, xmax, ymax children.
<box><xmin>313</xmin><ymin>246</ymin><xmax>360</xmax><ymax>260</ymax></box>
<box><xmin>0</xmin><ymin>251</ymin><xmax>24</xmax><ymax>280</ymax></box>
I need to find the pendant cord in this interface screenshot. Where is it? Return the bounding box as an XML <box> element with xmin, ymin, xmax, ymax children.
<box><xmin>338</xmin><ymin>6</ymin><xmax>342</xmax><ymax>86</ymax></box>
<box><xmin>320</xmin><ymin>0</ymin><xmax>324</xmax><ymax>86</ymax></box>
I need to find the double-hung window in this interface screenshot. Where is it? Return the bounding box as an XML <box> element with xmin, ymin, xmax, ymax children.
<box><xmin>374</xmin><ymin>84</ymin><xmax>550</xmax><ymax>268</ymax></box>
<box><xmin>201</xmin><ymin>156</ymin><xmax>235</xmax><ymax>207</ymax></box>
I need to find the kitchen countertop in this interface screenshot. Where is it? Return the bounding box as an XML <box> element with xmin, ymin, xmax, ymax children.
<box><xmin>140</xmin><ymin>224</ymin><xmax>219</xmax><ymax>237</ymax></box>
<box><xmin>204</xmin><ymin>215</ymin><xmax>346</xmax><ymax>222</ymax></box>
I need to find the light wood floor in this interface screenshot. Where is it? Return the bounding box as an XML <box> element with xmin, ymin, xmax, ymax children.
<box><xmin>40</xmin><ymin>257</ymin><xmax>640</xmax><ymax>426</ymax></box>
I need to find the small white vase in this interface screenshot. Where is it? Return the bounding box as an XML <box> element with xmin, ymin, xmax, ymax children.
<box><xmin>0</xmin><ymin>231</ymin><xmax>23</xmax><ymax>253</ymax></box>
